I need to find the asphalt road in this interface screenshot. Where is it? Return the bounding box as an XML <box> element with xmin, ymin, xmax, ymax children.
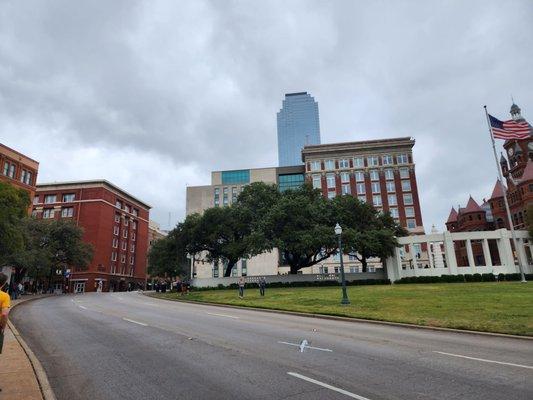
<box><xmin>10</xmin><ymin>292</ymin><xmax>533</xmax><ymax>400</ymax></box>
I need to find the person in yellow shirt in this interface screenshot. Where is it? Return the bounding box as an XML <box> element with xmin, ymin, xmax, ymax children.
<box><xmin>0</xmin><ymin>272</ymin><xmax>10</xmax><ymax>348</ymax></box>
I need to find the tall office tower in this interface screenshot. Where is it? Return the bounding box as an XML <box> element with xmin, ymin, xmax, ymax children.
<box><xmin>277</xmin><ymin>92</ymin><xmax>321</xmax><ymax>166</ymax></box>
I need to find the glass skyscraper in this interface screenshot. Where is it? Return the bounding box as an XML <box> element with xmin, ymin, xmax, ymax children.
<box><xmin>277</xmin><ymin>92</ymin><xmax>321</xmax><ymax>166</ymax></box>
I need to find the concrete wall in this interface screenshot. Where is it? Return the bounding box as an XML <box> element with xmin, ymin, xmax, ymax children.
<box><xmin>186</xmin><ymin>186</ymin><xmax>214</xmax><ymax>216</ymax></box>
<box><xmin>385</xmin><ymin>229</ymin><xmax>533</xmax><ymax>282</ymax></box>
<box><xmin>192</xmin><ymin>271</ymin><xmax>386</xmax><ymax>288</ymax></box>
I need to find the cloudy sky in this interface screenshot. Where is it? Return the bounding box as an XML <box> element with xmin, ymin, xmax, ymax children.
<box><xmin>1</xmin><ymin>0</ymin><xmax>532</xmax><ymax>230</ymax></box>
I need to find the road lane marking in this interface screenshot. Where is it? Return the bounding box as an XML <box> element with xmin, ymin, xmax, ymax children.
<box><xmin>287</xmin><ymin>372</ymin><xmax>371</xmax><ymax>399</ymax></box>
<box><xmin>434</xmin><ymin>351</ymin><xmax>533</xmax><ymax>370</ymax></box>
<box><xmin>78</xmin><ymin>305</ymin><xmax>88</xmax><ymax>310</ymax></box>
<box><xmin>206</xmin><ymin>312</ymin><xmax>240</xmax><ymax>319</ymax></box>
<box><xmin>122</xmin><ymin>318</ymin><xmax>148</xmax><ymax>326</ymax></box>
<box><xmin>279</xmin><ymin>341</ymin><xmax>332</xmax><ymax>352</ymax></box>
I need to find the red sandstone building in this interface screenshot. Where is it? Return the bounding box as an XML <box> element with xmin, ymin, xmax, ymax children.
<box><xmin>33</xmin><ymin>180</ymin><xmax>151</xmax><ymax>293</ymax></box>
<box><xmin>445</xmin><ymin>103</ymin><xmax>532</xmax><ymax>266</ymax></box>
<box><xmin>302</xmin><ymin>137</ymin><xmax>424</xmax><ymax>233</ymax></box>
<box><xmin>0</xmin><ymin>143</ymin><xmax>39</xmax><ymax>205</ymax></box>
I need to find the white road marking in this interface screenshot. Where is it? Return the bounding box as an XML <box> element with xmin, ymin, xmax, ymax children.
<box><xmin>122</xmin><ymin>318</ymin><xmax>148</xmax><ymax>326</ymax></box>
<box><xmin>287</xmin><ymin>372</ymin><xmax>371</xmax><ymax>399</ymax></box>
<box><xmin>78</xmin><ymin>305</ymin><xmax>87</xmax><ymax>310</ymax></box>
<box><xmin>279</xmin><ymin>341</ymin><xmax>333</xmax><ymax>352</ymax></box>
<box><xmin>206</xmin><ymin>312</ymin><xmax>240</xmax><ymax>319</ymax></box>
<box><xmin>434</xmin><ymin>351</ymin><xmax>533</xmax><ymax>370</ymax></box>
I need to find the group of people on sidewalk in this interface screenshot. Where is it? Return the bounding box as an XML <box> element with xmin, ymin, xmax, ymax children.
<box><xmin>238</xmin><ymin>276</ymin><xmax>267</xmax><ymax>299</ymax></box>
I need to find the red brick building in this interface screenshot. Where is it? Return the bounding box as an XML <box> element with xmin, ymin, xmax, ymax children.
<box><xmin>446</xmin><ymin>103</ymin><xmax>533</xmax><ymax>233</ymax></box>
<box><xmin>302</xmin><ymin>137</ymin><xmax>424</xmax><ymax>233</ymax></box>
<box><xmin>0</xmin><ymin>143</ymin><xmax>39</xmax><ymax>207</ymax></box>
<box><xmin>33</xmin><ymin>180</ymin><xmax>151</xmax><ymax>293</ymax></box>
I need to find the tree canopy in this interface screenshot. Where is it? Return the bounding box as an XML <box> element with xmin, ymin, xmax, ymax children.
<box><xmin>0</xmin><ymin>182</ymin><xmax>30</xmax><ymax>267</ymax></box>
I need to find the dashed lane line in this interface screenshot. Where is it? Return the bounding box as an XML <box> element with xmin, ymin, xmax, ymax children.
<box><xmin>78</xmin><ymin>305</ymin><xmax>88</xmax><ymax>310</ymax></box>
<box><xmin>434</xmin><ymin>351</ymin><xmax>533</xmax><ymax>370</ymax></box>
<box><xmin>287</xmin><ymin>372</ymin><xmax>371</xmax><ymax>399</ymax></box>
<box><xmin>206</xmin><ymin>312</ymin><xmax>240</xmax><ymax>319</ymax></box>
<box><xmin>279</xmin><ymin>341</ymin><xmax>333</xmax><ymax>352</ymax></box>
<box><xmin>122</xmin><ymin>318</ymin><xmax>148</xmax><ymax>326</ymax></box>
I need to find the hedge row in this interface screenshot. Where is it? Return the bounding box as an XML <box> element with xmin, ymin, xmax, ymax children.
<box><xmin>395</xmin><ymin>273</ymin><xmax>533</xmax><ymax>284</ymax></box>
<box><xmin>192</xmin><ymin>278</ymin><xmax>391</xmax><ymax>291</ymax></box>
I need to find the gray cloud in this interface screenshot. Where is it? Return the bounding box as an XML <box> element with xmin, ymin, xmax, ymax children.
<box><xmin>1</xmin><ymin>0</ymin><xmax>532</xmax><ymax>229</ymax></box>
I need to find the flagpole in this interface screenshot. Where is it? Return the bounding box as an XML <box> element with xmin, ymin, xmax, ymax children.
<box><xmin>483</xmin><ymin>105</ymin><xmax>527</xmax><ymax>282</ymax></box>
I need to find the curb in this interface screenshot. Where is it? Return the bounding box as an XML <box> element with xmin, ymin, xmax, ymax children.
<box><xmin>8</xmin><ymin>296</ymin><xmax>57</xmax><ymax>400</ymax></box>
<box><xmin>147</xmin><ymin>293</ymin><xmax>533</xmax><ymax>341</ymax></box>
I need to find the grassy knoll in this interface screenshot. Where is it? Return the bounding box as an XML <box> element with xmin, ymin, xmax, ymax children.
<box><xmin>154</xmin><ymin>282</ymin><xmax>533</xmax><ymax>336</ymax></box>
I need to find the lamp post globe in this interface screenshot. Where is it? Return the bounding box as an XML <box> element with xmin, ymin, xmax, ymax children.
<box><xmin>334</xmin><ymin>223</ymin><xmax>350</xmax><ymax>305</ymax></box>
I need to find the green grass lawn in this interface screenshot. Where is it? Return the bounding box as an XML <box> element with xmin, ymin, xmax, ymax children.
<box><xmin>153</xmin><ymin>282</ymin><xmax>533</xmax><ymax>336</ymax></box>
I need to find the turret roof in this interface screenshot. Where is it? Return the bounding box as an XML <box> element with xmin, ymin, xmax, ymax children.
<box><xmin>463</xmin><ymin>196</ymin><xmax>483</xmax><ymax>213</ymax></box>
<box><xmin>489</xmin><ymin>180</ymin><xmax>506</xmax><ymax>199</ymax></box>
<box><xmin>446</xmin><ymin>207</ymin><xmax>458</xmax><ymax>223</ymax></box>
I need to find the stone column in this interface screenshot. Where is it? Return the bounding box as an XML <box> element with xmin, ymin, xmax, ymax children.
<box><xmin>466</xmin><ymin>239</ymin><xmax>476</xmax><ymax>269</ymax></box>
<box><xmin>443</xmin><ymin>231</ymin><xmax>458</xmax><ymax>275</ymax></box>
<box><xmin>481</xmin><ymin>239</ymin><xmax>492</xmax><ymax>268</ymax></box>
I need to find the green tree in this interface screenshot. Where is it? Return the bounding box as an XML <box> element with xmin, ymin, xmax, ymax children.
<box><xmin>11</xmin><ymin>219</ymin><xmax>94</xmax><ymax>284</ymax></box>
<box><xmin>0</xmin><ymin>182</ymin><xmax>30</xmax><ymax>267</ymax></box>
<box><xmin>195</xmin><ymin>206</ymin><xmax>255</xmax><ymax>277</ymax></box>
<box><xmin>527</xmin><ymin>204</ymin><xmax>533</xmax><ymax>240</ymax></box>
<box><xmin>148</xmin><ymin>228</ymin><xmax>189</xmax><ymax>279</ymax></box>
<box><xmin>261</xmin><ymin>184</ymin><xmax>338</xmax><ymax>274</ymax></box>
<box><xmin>333</xmin><ymin>195</ymin><xmax>407</xmax><ymax>272</ymax></box>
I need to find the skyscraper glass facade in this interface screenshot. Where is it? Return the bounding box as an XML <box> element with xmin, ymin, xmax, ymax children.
<box><xmin>277</xmin><ymin>92</ymin><xmax>321</xmax><ymax>167</ymax></box>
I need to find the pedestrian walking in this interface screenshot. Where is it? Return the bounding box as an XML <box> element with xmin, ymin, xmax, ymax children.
<box><xmin>258</xmin><ymin>277</ymin><xmax>266</xmax><ymax>297</ymax></box>
<box><xmin>1</xmin><ymin>273</ymin><xmax>11</xmax><ymax>355</ymax></box>
<box><xmin>238</xmin><ymin>277</ymin><xmax>245</xmax><ymax>299</ymax></box>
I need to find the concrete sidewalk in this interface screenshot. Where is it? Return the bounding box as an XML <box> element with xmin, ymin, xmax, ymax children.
<box><xmin>0</xmin><ymin>295</ymin><xmax>54</xmax><ymax>400</ymax></box>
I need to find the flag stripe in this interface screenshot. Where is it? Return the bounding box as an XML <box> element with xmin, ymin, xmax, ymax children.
<box><xmin>489</xmin><ymin>114</ymin><xmax>531</xmax><ymax>140</ymax></box>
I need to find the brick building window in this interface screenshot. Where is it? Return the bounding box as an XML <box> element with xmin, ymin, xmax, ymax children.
<box><xmin>312</xmin><ymin>174</ymin><xmax>321</xmax><ymax>189</ymax></box>
<box><xmin>399</xmin><ymin>167</ymin><xmax>410</xmax><ymax>179</ymax></box>
<box><xmin>326</xmin><ymin>173</ymin><xmax>335</xmax><ymax>188</ymax></box>
<box><xmin>338</xmin><ymin>159</ymin><xmax>349</xmax><ymax>169</ymax></box>
<box><xmin>115</xmin><ymin>200</ymin><xmax>122</xmax><ymax>208</ymax></box>
<box><xmin>356</xmin><ymin>183</ymin><xmax>366</xmax><ymax>195</ymax></box>
<box><xmin>123</xmin><ymin>229</ymin><xmax>128</xmax><ymax>238</ymax></box>
<box><xmin>33</xmin><ymin>196</ymin><xmax>39</xmax><ymax>205</ymax></box>
<box><xmin>132</xmin><ymin>232</ymin><xmax>136</xmax><ymax>241</ymax></box>
<box><xmin>310</xmin><ymin>160</ymin><xmax>321</xmax><ymax>171</ymax></box>
<box><xmin>367</xmin><ymin>156</ymin><xmax>379</xmax><ymax>166</ymax></box>
<box><xmin>405</xmin><ymin>207</ymin><xmax>415</xmax><ymax>218</ymax></box>
<box><xmin>341</xmin><ymin>184</ymin><xmax>351</xmax><ymax>195</ymax></box>
<box><xmin>382</xmin><ymin>155</ymin><xmax>393</xmax><ymax>165</ymax></box>
<box><xmin>403</xmin><ymin>194</ymin><xmax>413</xmax><ymax>205</ymax></box>
<box><xmin>61</xmin><ymin>207</ymin><xmax>73</xmax><ymax>218</ymax></box>
<box><xmin>397</xmin><ymin>154</ymin><xmax>409</xmax><ymax>164</ymax></box>
<box><xmin>121</xmin><ymin>241</ymin><xmax>127</xmax><ymax>250</ymax></box>
<box><xmin>327</xmin><ymin>191</ymin><xmax>336</xmax><ymax>200</ymax></box>
<box><xmin>370</xmin><ymin>170</ymin><xmax>379</xmax><ymax>181</ymax></box>
<box><xmin>21</xmin><ymin>170</ymin><xmax>32</xmax><ymax>185</ymax></box>
<box><xmin>43</xmin><ymin>209</ymin><xmax>54</xmax><ymax>219</ymax></box>
<box><xmin>388</xmin><ymin>194</ymin><xmax>397</xmax><ymax>206</ymax></box>
<box><xmin>407</xmin><ymin>219</ymin><xmax>416</xmax><ymax>229</ymax></box>
<box><xmin>115</xmin><ymin>213</ymin><xmax>120</xmax><ymax>223</ymax></box>
<box><xmin>124</xmin><ymin>218</ymin><xmax>129</xmax><ymax>226</ymax></box>
<box><xmin>340</xmin><ymin>172</ymin><xmax>350</xmax><ymax>183</ymax></box>
<box><xmin>353</xmin><ymin>157</ymin><xmax>364</xmax><ymax>167</ymax></box>
<box><xmin>62</xmin><ymin>193</ymin><xmax>75</xmax><ymax>202</ymax></box>
<box><xmin>355</xmin><ymin>171</ymin><xmax>364</xmax><ymax>182</ymax></box>
<box><xmin>124</xmin><ymin>205</ymin><xmax>130</xmax><ymax>213</ymax></box>
<box><xmin>401</xmin><ymin>180</ymin><xmax>411</xmax><ymax>192</ymax></box>
<box><xmin>358</xmin><ymin>196</ymin><xmax>366</xmax><ymax>203</ymax></box>
<box><xmin>325</xmin><ymin>159</ymin><xmax>335</xmax><ymax>170</ymax></box>
<box><xmin>121</xmin><ymin>254</ymin><xmax>126</xmax><ymax>263</ymax></box>
<box><xmin>133</xmin><ymin>209</ymin><xmax>138</xmax><ymax>217</ymax></box>
<box><xmin>113</xmin><ymin>226</ymin><xmax>119</xmax><ymax>235</ymax></box>
<box><xmin>112</xmin><ymin>238</ymin><xmax>118</xmax><ymax>248</ymax></box>
<box><xmin>130</xmin><ymin>256</ymin><xmax>134</xmax><ymax>265</ymax></box>
<box><xmin>44</xmin><ymin>195</ymin><xmax>56</xmax><ymax>204</ymax></box>
<box><xmin>132</xmin><ymin>221</ymin><xmax>137</xmax><ymax>230</ymax></box>
<box><xmin>390</xmin><ymin>207</ymin><xmax>399</xmax><ymax>218</ymax></box>
<box><xmin>130</xmin><ymin>243</ymin><xmax>135</xmax><ymax>252</ymax></box>
<box><xmin>214</xmin><ymin>188</ymin><xmax>220</xmax><ymax>206</ymax></box>
<box><xmin>384</xmin><ymin>169</ymin><xmax>394</xmax><ymax>180</ymax></box>
<box><xmin>371</xmin><ymin>182</ymin><xmax>380</xmax><ymax>194</ymax></box>
<box><xmin>386</xmin><ymin>181</ymin><xmax>395</xmax><ymax>193</ymax></box>
<box><xmin>373</xmin><ymin>195</ymin><xmax>382</xmax><ymax>207</ymax></box>
<box><xmin>111</xmin><ymin>252</ymin><xmax>117</xmax><ymax>261</ymax></box>
<box><xmin>8</xmin><ymin>164</ymin><xmax>15</xmax><ymax>178</ymax></box>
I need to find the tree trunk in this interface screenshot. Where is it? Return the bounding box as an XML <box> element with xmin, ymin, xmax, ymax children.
<box><xmin>361</xmin><ymin>257</ymin><xmax>368</xmax><ymax>273</ymax></box>
<box><xmin>224</xmin><ymin>261</ymin><xmax>236</xmax><ymax>277</ymax></box>
<box><xmin>289</xmin><ymin>264</ymin><xmax>300</xmax><ymax>274</ymax></box>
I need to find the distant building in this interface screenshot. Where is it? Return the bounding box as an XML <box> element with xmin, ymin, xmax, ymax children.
<box><xmin>277</xmin><ymin>92</ymin><xmax>321</xmax><ymax>166</ymax></box>
<box><xmin>148</xmin><ymin>220</ymin><xmax>168</xmax><ymax>248</ymax></box>
<box><xmin>34</xmin><ymin>180</ymin><xmax>151</xmax><ymax>293</ymax></box>
<box><xmin>0</xmin><ymin>143</ymin><xmax>39</xmax><ymax>206</ymax></box>
<box><xmin>186</xmin><ymin>137</ymin><xmax>426</xmax><ymax>278</ymax></box>
<box><xmin>302</xmin><ymin>137</ymin><xmax>424</xmax><ymax>233</ymax></box>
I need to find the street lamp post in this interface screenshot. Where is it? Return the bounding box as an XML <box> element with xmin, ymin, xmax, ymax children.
<box><xmin>335</xmin><ymin>223</ymin><xmax>350</xmax><ymax>305</ymax></box>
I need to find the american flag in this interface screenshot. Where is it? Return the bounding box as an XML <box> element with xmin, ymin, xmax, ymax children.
<box><xmin>489</xmin><ymin>114</ymin><xmax>531</xmax><ymax>140</ymax></box>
